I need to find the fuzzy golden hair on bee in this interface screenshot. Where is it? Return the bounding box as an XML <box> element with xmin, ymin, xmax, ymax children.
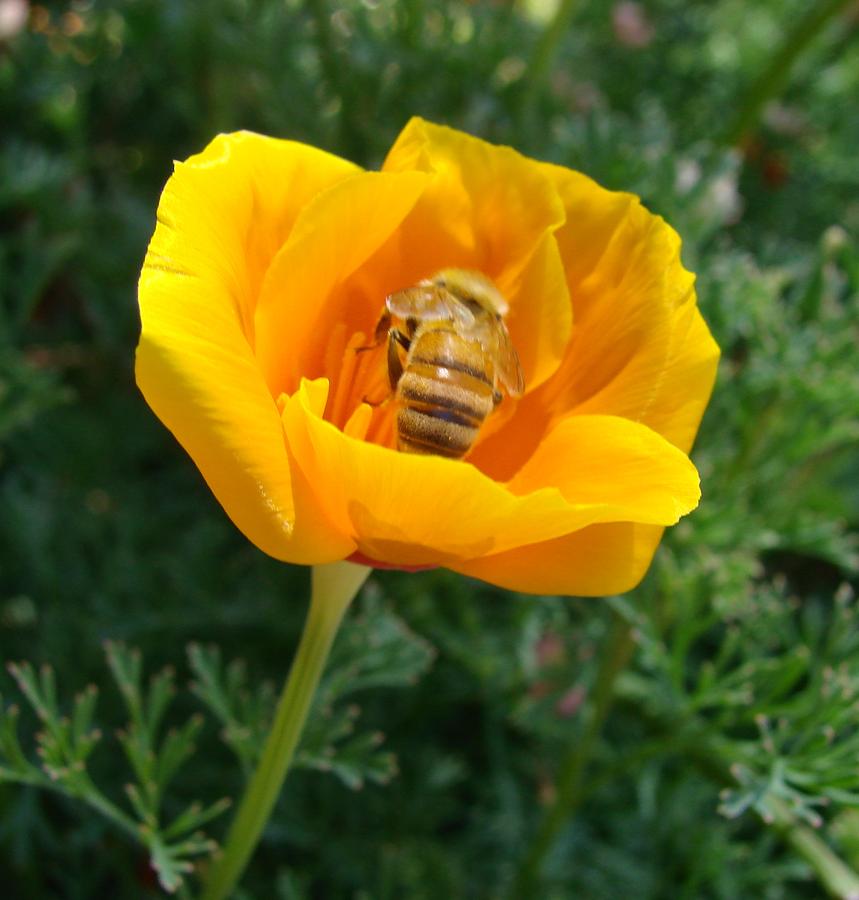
<box><xmin>369</xmin><ymin>269</ymin><xmax>524</xmax><ymax>459</ymax></box>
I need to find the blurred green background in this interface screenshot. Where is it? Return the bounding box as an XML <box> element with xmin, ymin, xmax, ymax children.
<box><xmin>2</xmin><ymin>1</ymin><xmax>859</xmax><ymax>897</ymax></box>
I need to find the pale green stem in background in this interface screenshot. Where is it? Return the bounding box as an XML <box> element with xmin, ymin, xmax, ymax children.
<box><xmin>766</xmin><ymin>796</ymin><xmax>859</xmax><ymax>900</ymax></box>
<box><xmin>517</xmin><ymin>0</ymin><xmax>581</xmax><ymax>132</ymax></box>
<box><xmin>723</xmin><ymin>0</ymin><xmax>855</xmax><ymax>145</ymax></box>
<box><xmin>509</xmin><ymin>608</ymin><xmax>859</xmax><ymax>899</ymax></box>
<box><xmin>200</xmin><ymin>561</ymin><xmax>371</xmax><ymax>900</ymax></box>
<box><xmin>522</xmin><ymin>0</ymin><xmax>580</xmax><ymax>97</ymax></box>
<box><xmin>681</xmin><ymin>738</ymin><xmax>859</xmax><ymax>899</ymax></box>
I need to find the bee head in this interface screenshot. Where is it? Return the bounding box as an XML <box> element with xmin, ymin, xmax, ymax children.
<box><xmin>432</xmin><ymin>269</ymin><xmax>510</xmax><ymax>318</ymax></box>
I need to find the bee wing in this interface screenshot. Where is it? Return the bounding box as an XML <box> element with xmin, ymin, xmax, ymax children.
<box><xmin>386</xmin><ymin>283</ymin><xmax>476</xmax><ymax>328</ymax></box>
<box><xmin>467</xmin><ymin>317</ymin><xmax>525</xmax><ymax>397</ymax></box>
<box><xmin>493</xmin><ymin>324</ymin><xmax>525</xmax><ymax>396</ymax></box>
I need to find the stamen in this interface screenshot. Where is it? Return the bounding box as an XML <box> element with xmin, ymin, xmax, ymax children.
<box><xmin>325</xmin><ymin>329</ymin><xmax>396</xmax><ymax>448</ymax></box>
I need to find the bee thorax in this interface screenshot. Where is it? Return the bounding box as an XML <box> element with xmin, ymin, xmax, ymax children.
<box><xmin>378</xmin><ymin>272</ymin><xmax>524</xmax><ymax>458</ymax></box>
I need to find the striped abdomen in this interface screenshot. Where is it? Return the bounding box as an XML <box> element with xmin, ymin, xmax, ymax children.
<box><xmin>396</xmin><ymin>326</ymin><xmax>496</xmax><ymax>458</ymax></box>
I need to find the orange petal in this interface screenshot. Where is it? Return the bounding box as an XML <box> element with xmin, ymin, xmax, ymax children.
<box><xmin>451</xmin><ymin>523</ymin><xmax>665</xmax><ymax>597</ymax></box>
<box><xmin>254</xmin><ymin>170</ymin><xmax>429</xmax><ymax>400</ymax></box>
<box><xmin>555</xmin><ymin>204</ymin><xmax>696</xmax><ymax>408</ymax></box>
<box><xmin>573</xmin><ymin>300</ymin><xmax>720</xmax><ymax>452</ymax></box>
<box><xmin>472</xmin><ymin>171</ymin><xmax>719</xmax><ymax>480</ymax></box>
<box><xmin>137</xmin><ymin>132</ymin><xmax>357</xmax><ymax>562</ymax></box>
<box><xmin>282</xmin><ymin>381</ymin><xmax>700</xmax><ymax>568</ymax></box>
<box><xmin>538</xmin><ymin>163</ymin><xmax>641</xmax><ymax>292</ymax></box>
<box><xmin>507</xmin><ymin>413</ymin><xmax>701</xmax><ymax>522</ymax></box>
<box><xmin>540</xmin><ymin>163</ymin><xmax>720</xmax><ymax>451</ymax></box>
<box><xmin>383</xmin><ymin>117</ymin><xmax>572</xmax><ymax>391</ymax></box>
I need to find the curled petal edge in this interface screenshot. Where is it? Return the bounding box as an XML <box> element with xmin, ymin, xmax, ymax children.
<box><xmin>280</xmin><ymin>379</ymin><xmax>701</xmax><ymax>568</ymax></box>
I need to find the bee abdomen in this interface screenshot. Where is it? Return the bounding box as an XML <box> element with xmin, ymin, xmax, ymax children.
<box><xmin>396</xmin><ymin>408</ymin><xmax>477</xmax><ymax>458</ymax></box>
<box><xmin>396</xmin><ymin>366</ymin><xmax>495</xmax><ymax>458</ymax></box>
<box><xmin>409</xmin><ymin>353</ymin><xmax>491</xmax><ymax>385</ymax></box>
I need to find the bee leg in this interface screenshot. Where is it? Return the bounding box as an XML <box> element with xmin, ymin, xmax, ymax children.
<box><xmin>360</xmin><ymin>327</ymin><xmax>410</xmax><ymax>405</ymax></box>
<box><xmin>355</xmin><ymin>310</ymin><xmax>392</xmax><ymax>353</ymax></box>
<box><xmin>492</xmin><ymin>388</ymin><xmax>503</xmax><ymax>407</ymax></box>
<box><xmin>386</xmin><ymin>329</ymin><xmax>409</xmax><ymax>390</ymax></box>
<box><xmin>377</xmin><ymin>311</ymin><xmax>396</xmax><ymax>344</ymax></box>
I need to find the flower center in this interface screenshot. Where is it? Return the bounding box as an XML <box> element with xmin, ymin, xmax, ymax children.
<box><xmin>324</xmin><ymin>269</ymin><xmax>524</xmax><ymax>461</ymax></box>
<box><xmin>323</xmin><ymin>324</ymin><xmax>396</xmax><ymax>448</ymax></box>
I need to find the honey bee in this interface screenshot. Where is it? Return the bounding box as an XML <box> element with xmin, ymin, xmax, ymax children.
<box><xmin>369</xmin><ymin>269</ymin><xmax>525</xmax><ymax>459</ymax></box>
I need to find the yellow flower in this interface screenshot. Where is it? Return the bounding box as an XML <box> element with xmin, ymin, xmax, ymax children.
<box><xmin>136</xmin><ymin>118</ymin><xmax>718</xmax><ymax>596</ymax></box>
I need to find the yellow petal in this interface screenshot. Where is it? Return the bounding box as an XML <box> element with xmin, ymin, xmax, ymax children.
<box><xmin>451</xmin><ymin>523</ymin><xmax>665</xmax><ymax>597</ymax></box>
<box><xmin>254</xmin><ymin>170</ymin><xmax>429</xmax><ymax>400</ymax></box>
<box><xmin>539</xmin><ymin>164</ymin><xmax>641</xmax><ymax>292</ymax></box>
<box><xmin>136</xmin><ymin>328</ymin><xmax>300</xmax><ymax>560</ymax></box>
<box><xmin>277</xmin><ymin>382</ymin><xmax>359</xmax><ymax>563</ymax></box>
<box><xmin>555</xmin><ymin>203</ymin><xmax>697</xmax><ymax>411</ymax></box>
<box><xmin>137</xmin><ymin>131</ymin><xmax>357</xmax><ymax>562</ymax></box>
<box><xmin>145</xmin><ymin>131</ymin><xmax>360</xmax><ymax>343</ymax></box>
<box><xmin>384</xmin><ymin>117</ymin><xmax>572</xmax><ymax>391</ymax></box>
<box><xmin>507</xmin><ymin>414</ymin><xmax>701</xmax><ymax>523</ymax></box>
<box><xmin>471</xmin><ymin>170</ymin><xmax>719</xmax><ymax>480</ymax></box>
<box><xmin>281</xmin><ymin>381</ymin><xmax>700</xmax><ymax>568</ymax></box>
<box><xmin>573</xmin><ymin>301</ymin><xmax>720</xmax><ymax>452</ymax></box>
<box><xmin>541</xmin><ymin>162</ymin><xmax>720</xmax><ymax>452</ymax></box>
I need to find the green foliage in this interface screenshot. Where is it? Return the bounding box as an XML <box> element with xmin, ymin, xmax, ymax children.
<box><xmin>2</xmin><ymin>0</ymin><xmax>858</xmax><ymax>897</ymax></box>
<box><xmin>189</xmin><ymin>595</ymin><xmax>435</xmax><ymax>789</ymax></box>
<box><xmin>0</xmin><ymin>610</ymin><xmax>433</xmax><ymax>894</ymax></box>
<box><xmin>295</xmin><ymin>593</ymin><xmax>436</xmax><ymax>789</ymax></box>
<box><xmin>1</xmin><ymin>644</ymin><xmax>229</xmax><ymax>893</ymax></box>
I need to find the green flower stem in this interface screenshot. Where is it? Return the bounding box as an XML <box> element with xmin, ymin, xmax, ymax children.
<box><xmin>523</xmin><ymin>0</ymin><xmax>580</xmax><ymax>95</ymax></box>
<box><xmin>723</xmin><ymin>0</ymin><xmax>855</xmax><ymax>145</ymax></box>
<box><xmin>200</xmin><ymin>561</ymin><xmax>371</xmax><ymax>900</ymax></box>
<box><xmin>766</xmin><ymin>796</ymin><xmax>859</xmax><ymax>900</ymax></box>
<box><xmin>512</xmin><ymin>609</ymin><xmax>635</xmax><ymax>896</ymax></box>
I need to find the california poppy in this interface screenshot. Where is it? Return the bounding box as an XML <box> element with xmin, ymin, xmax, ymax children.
<box><xmin>137</xmin><ymin>118</ymin><xmax>718</xmax><ymax>595</ymax></box>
